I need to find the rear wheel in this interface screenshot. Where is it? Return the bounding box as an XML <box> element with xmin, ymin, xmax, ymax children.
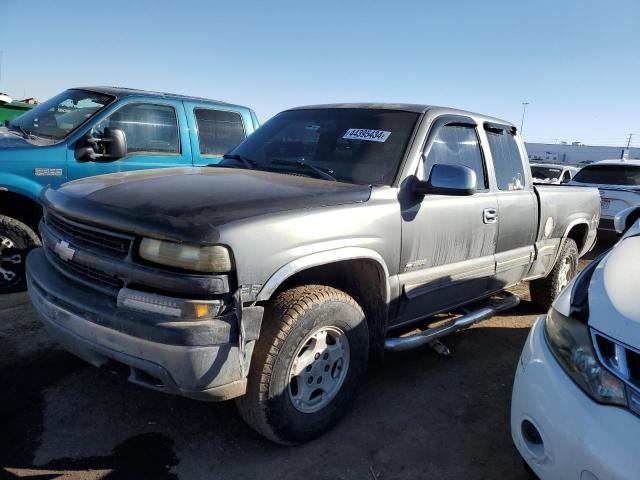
<box><xmin>0</xmin><ymin>215</ymin><xmax>40</xmax><ymax>294</ymax></box>
<box><xmin>236</xmin><ymin>285</ymin><xmax>369</xmax><ymax>444</ymax></box>
<box><xmin>529</xmin><ymin>238</ymin><xmax>578</xmax><ymax>310</ymax></box>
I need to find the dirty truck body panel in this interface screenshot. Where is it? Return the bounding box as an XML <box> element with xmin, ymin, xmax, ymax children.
<box><xmin>27</xmin><ymin>104</ymin><xmax>600</xmax><ymax>403</ymax></box>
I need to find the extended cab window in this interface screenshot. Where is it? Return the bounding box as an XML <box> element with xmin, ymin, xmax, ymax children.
<box><xmin>94</xmin><ymin>103</ymin><xmax>179</xmax><ymax>154</ymax></box>
<box><xmin>423</xmin><ymin>124</ymin><xmax>487</xmax><ymax>190</ymax></box>
<box><xmin>195</xmin><ymin>109</ymin><xmax>246</xmax><ymax>156</ymax></box>
<box><xmin>485</xmin><ymin>126</ymin><xmax>526</xmax><ymax>190</ymax></box>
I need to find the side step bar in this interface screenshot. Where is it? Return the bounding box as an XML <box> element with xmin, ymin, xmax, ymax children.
<box><xmin>384</xmin><ymin>292</ymin><xmax>520</xmax><ymax>352</ymax></box>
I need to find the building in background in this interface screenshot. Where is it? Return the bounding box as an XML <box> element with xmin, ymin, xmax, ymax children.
<box><xmin>525</xmin><ymin>142</ymin><xmax>640</xmax><ymax>166</ymax></box>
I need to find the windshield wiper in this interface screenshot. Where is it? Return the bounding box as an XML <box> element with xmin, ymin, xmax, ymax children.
<box><xmin>8</xmin><ymin>124</ymin><xmax>36</xmax><ymax>139</ymax></box>
<box><xmin>222</xmin><ymin>154</ymin><xmax>257</xmax><ymax>169</ymax></box>
<box><xmin>270</xmin><ymin>158</ymin><xmax>336</xmax><ymax>182</ymax></box>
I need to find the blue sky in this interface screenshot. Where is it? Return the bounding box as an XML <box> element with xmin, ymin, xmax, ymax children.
<box><xmin>1</xmin><ymin>0</ymin><xmax>638</xmax><ymax>146</ymax></box>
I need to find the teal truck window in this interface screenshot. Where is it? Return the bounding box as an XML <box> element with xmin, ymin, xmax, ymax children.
<box><xmin>94</xmin><ymin>103</ymin><xmax>180</xmax><ymax>154</ymax></box>
<box><xmin>195</xmin><ymin>108</ymin><xmax>246</xmax><ymax>156</ymax></box>
<box><xmin>9</xmin><ymin>89</ymin><xmax>113</xmax><ymax>140</ymax></box>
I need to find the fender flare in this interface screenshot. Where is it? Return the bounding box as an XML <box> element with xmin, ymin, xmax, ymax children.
<box><xmin>255</xmin><ymin>247</ymin><xmax>391</xmax><ymax>303</ymax></box>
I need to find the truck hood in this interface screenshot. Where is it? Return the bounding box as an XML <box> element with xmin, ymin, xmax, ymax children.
<box><xmin>0</xmin><ymin>127</ymin><xmax>34</xmax><ymax>149</ymax></box>
<box><xmin>587</xmin><ymin>233</ymin><xmax>640</xmax><ymax>348</ymax></box>
<box><xmin>42</xmin><ymin>167</ymin><xmax>372</xmax><ymax>244</ymax></box>
<box><xmin>0</xmin><ymin>127</ymin><xmax>56</xmax><ymax>148</ymax></box>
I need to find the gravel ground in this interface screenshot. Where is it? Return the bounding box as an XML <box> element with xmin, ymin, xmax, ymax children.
<box><xmin>0</xmin><ymin>241</ymin><xmax>612</xmax><ymax>480</ymax></box>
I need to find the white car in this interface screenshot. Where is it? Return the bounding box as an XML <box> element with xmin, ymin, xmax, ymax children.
<box><xmin>568</xmin><ymin>159</ymin><xmax>640</xmax><ymax>235</ymax></box>
<box><xmin>531</xmin><ymin>163</ymin><xmax>579</xmax><ymax>184</ymax></box>
<box><xmin>511</xmin><ymin>207</ymin><xmax>640</xmax><ymax>480</ymax></box>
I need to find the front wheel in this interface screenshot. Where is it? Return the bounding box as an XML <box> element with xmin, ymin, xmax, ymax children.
<box><xmin>236</xmin><ymin>285</ymin><xmax>369</xmax><ymax>444</ymax></box>
<box><xmin>0</xmin><ymin>215</ymin><xmax>40</xmax><ymax>294</ymax></box>
<box><xmin>529</xmin><ymin>238</ymin><xmax>579</xmax><ymax>310</ymax></box>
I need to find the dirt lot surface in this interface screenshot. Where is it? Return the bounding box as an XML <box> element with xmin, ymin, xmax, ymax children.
<box><xmin>0</xmin><ymin>241</ymin><xmax>612</xmax><ymax>480</ymax></box>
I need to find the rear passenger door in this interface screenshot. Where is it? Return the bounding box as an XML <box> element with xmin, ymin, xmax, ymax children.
<box><xmin>482</xmin><ymin>123</ymin><xmax>538</xmax><ymax>288</ymax></box>
<box><xmin>183</xmin><ymin>102</ymin><xmax>250</xmax><ymax>166</ymax></box>
<box><xmin>396</xmin><ymin>116</ymin><xmax>499</xmax><ymax>327</ymax></box>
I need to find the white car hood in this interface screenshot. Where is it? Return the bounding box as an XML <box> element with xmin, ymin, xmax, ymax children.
<box><xmin>587</xmin><ymin>230</ymin><xmax>640</xmax><ymax>347</ymax></box>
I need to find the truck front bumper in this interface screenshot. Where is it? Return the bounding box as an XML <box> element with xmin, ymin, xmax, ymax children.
<box><xmin>26</xmin><ymin>247</ymin><xmax>263</xmax><ymax>401</ymax></box>
<box><xmin>511</xmin><ymin>317</ymin><xmax>640</xmax><ymax>480</ymax></box>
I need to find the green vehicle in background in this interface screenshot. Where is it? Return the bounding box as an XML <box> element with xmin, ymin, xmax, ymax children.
<box><xmin>0</xmin><ymin>94</ymin><xmax>35</xmax><ymax>124</ymax></box>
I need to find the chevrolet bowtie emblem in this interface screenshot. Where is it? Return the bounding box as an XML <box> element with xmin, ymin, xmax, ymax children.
<box><xmin>54</xmin><ymin>240</ymin><xmax>75</xmax><ymax>262</ymax></box>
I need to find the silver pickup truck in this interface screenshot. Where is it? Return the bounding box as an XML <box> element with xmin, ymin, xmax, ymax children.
<box><xmin>26</xmin><ymin>104</ymin><xmax>600</xmax><ymax>444</ymax></box>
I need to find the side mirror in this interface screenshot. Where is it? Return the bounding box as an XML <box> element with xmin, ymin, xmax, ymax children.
<box><xmin>75</xmin><ymin>127</ymin><xmax>127</xmax><ymax>162</ymax></box>
<box><xmin>613</xmin><ymin>206</ymin><xmax>640</xmax><ymax>235</ymax></box>
<box><xmin>412</xmin><ymin>164</ymin><xmax>477</xmax><ymax>196</ymax></box>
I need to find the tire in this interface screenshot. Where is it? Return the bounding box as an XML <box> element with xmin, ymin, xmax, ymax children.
<box><xmin>236</xmin><ymin>285</ymin><xmax>369</xmax><ymax>444</ymax></box>
<box><xmin>529</xmin><ymin>238</ymin><xmax>578</xmax><ymax>310</ymax></box>
<box><xmin>0</xmin><ymin>215</ymin><xmax>41</xmax><ymax>294</ymax></box>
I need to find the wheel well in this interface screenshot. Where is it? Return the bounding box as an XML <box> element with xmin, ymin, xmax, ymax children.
<box><xmin>0</xmin><ymin>191</ymin><xmax>42</xmax><ymax>232</ymax></box>
<box><xmin>265</xmin><ymin>259</ymin><xmax>389</xmax><ymax>360</ymax></box>
<box><xmin>566</xmin><ymin>223</ymin><xmax>589</xmax><ymax>253</ymax></box>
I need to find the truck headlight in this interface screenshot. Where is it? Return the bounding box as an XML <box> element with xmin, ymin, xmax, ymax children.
<box><xmin>139</xmin><ymin>238</ymin><xmax>232</xmax><ymax>273</ymax></box>
<box><xmin>544</xmin><ymin>308</ymin><xmax>627</xmax><ymax>406</ymax></box>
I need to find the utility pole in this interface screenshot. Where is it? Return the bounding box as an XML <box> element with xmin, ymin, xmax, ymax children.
<box><xmin>622</xmin><ymin>133</ymin><xmax>633</xmax><ymax>161</ymax></box>
<box><xmin>520</xmin><ymin>102</ymin><xmax>530</xmax><ymax>137</ymax></box>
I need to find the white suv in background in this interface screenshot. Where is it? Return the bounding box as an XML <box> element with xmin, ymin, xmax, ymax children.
<box><xmin>569</xmin><ymin>159</ymin><xmax>640</xmax><ymax>235</ymax></box>
<box><xmin>530</xmin><ymin>163</ymin><xmax>578</xmax><ymax>184</ymax></box>
<box><xmin>511</xmin><ymin>207</ymin><xmax>640</xmax><ymax>480</ymax></box>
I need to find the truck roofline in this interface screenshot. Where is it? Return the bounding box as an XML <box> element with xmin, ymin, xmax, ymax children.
<box><xmin>73</xmin><ymin>86</ymin><xmax>253</xmax><ymax>111</ymax></box>
<box><xmin>286</xmin><ymin>103</ymin><xmax>515</xmax><ymax>129</ymax></box>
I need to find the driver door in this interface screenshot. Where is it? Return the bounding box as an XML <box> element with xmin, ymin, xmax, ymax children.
<box><xmin>393</xmin><ymin>116</ymin><xmax>498</xmax><ymax>327</ymax></box>
<box><xmin>67</xmin><ymin>99</ymin><xmax>191</xmax><ymax>180</ymax></box>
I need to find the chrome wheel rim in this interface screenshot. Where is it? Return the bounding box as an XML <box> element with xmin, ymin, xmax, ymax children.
<box><xmin>0</xmin><ymin>236</ymin><xmax>21</xmax><ymax>286</ymax></box>
<box><xmin>557</xmin><ymin>256</ymin><xmax>573</xmax><ymax>292</ymax></box>
<box><xmin>288</xmin><ymin>326</ymin><xmax>350</xmax><ymax>414</ymax></box>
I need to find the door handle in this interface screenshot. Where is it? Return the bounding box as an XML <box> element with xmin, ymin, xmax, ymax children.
<box><xmin>483</xmin><ymin>208</ymin><xmax>498</xmax><ymax>224</ymax></box>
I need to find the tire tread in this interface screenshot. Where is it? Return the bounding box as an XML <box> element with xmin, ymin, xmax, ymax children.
<box><xmin>530</xmin><ymin>238</ymin><xmax>578</xmax><ymax>310</ymax></box>
<box><xmin>236</xmin><ymin>285</ymin><xmax>363</xmax><ymax>444</ymax></box>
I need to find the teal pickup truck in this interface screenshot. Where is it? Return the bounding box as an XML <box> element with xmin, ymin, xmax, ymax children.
<box><xmin>0</xmin><ymin>87</ymin><xmax>259</xmax><ymax>292</ymax></box>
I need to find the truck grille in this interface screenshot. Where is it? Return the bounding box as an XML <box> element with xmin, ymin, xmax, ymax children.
<box><xmin>47</xmin><ymin>212</ymin><xmax>132</xmax><ymax>255</ymax></box>
<box><xmin>47</xmin><ymin>248</ymin><xmax>124</xmax><ymax>292</ymax></box>
<box><xmin>593</xmin><ymin>330</ymin><xmax>640</xmax><ymax>411</ymax></box>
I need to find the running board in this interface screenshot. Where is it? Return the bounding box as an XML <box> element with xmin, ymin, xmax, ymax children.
<box><xmin>384</xmin><ymin>292</ymin><xmax>520</xmax><ymax>352</ymax></box>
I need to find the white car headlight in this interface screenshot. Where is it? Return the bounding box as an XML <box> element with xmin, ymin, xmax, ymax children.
<box><xmin>139</xmin><ymin>238</ymin><xmax>232</xmax><ymax>273</ymax></box>
<box><xmin>544</xmin><ymin>308</ymin><xmax>627</xmax><ymax>407</ymax></box>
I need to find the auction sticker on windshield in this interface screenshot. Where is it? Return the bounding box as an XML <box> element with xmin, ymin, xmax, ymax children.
<box><xmin>343</xmin><ymin>128</ymin><xmax>391</xmax><ymax>142</ymax></box>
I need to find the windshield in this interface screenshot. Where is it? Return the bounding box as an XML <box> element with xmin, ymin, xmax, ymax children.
<box><xmin>572</xmin><ymin>164</ymin><xmax>640</xmax><ymax>186</ymax></box>
<box><xmin>531</xmin><ymin>166</ymin><xmax>562</xmax><ymax>180</ymax></box>
<box><xmin>9</xmin><ymin>89</ymin><xmax>114</xmax><ymax>140</ymax></box>
<box><xmin>225</xmin><ymin>108</ymin><xmax>420</xmax><ymax>185</ymax></box>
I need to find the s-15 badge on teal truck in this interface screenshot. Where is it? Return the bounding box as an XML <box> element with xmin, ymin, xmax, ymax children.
<box><xmin>0</xmin><ymin>87</ymin><xmax>259</xmax><ymax>293</ymax></box>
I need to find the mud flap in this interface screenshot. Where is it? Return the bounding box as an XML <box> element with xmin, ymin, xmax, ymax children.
<box><xmin>234</xmin><ymin>290</ymin><xmax>264</xmax><ymax>377</ymax></box>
